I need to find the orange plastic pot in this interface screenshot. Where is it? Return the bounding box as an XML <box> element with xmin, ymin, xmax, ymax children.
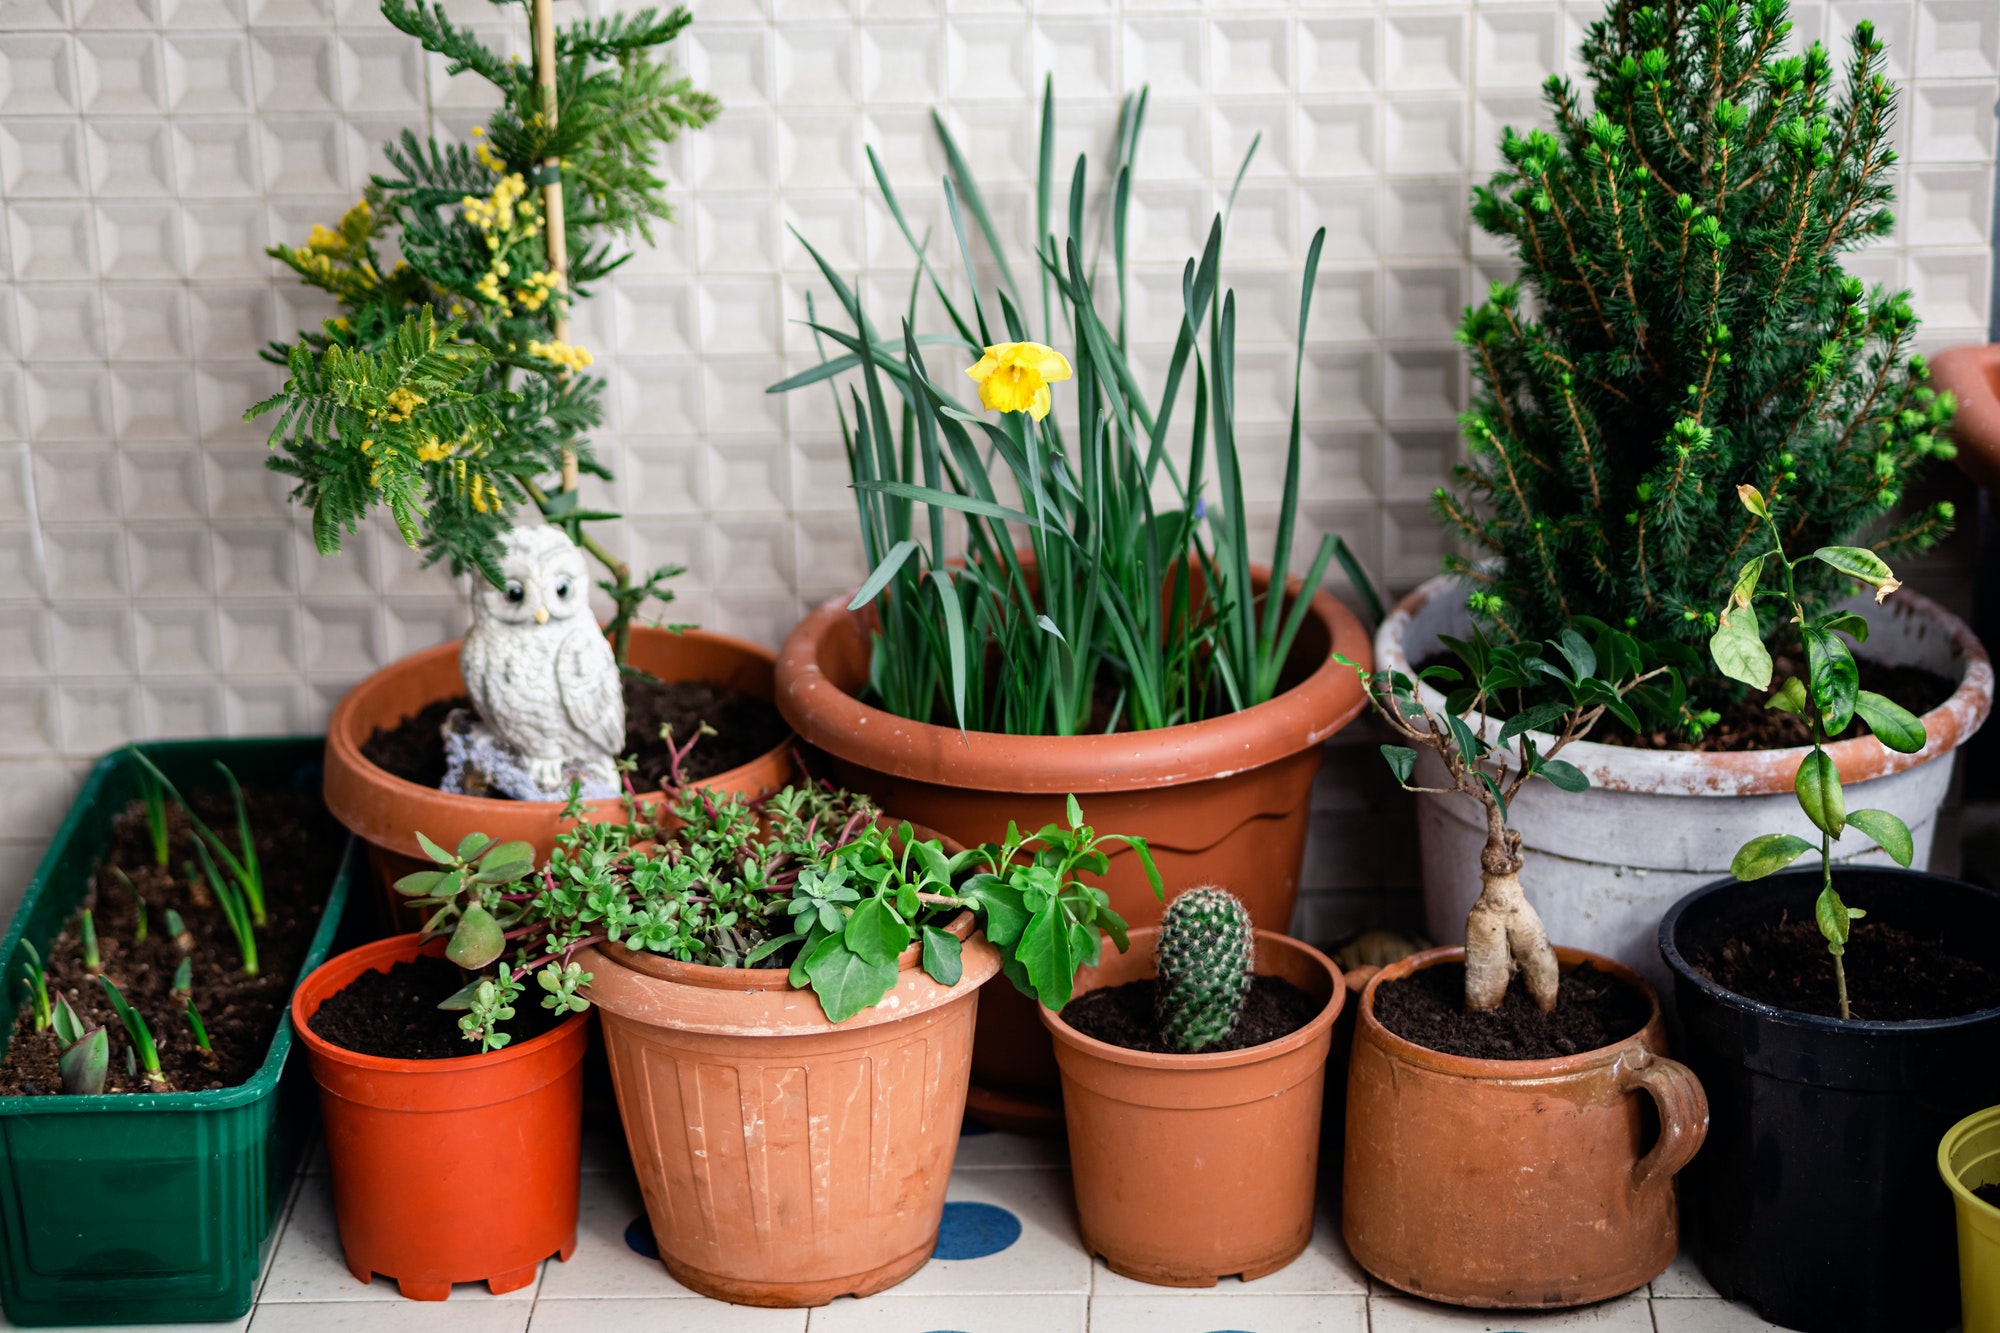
<box><xmin>777</xmin><ymin>566</ymin><xmax>1369</xmax><ymax>1130</ymax></box>
<box><xmin>576</xmin><ymin>911</ymin><xmax>1000</xmax><ymax>1307</ymax></box>
<box><xmin>324</xmin><ymin>625</ymin><xmax>794</xmax><ymax>934</ymax></box>
<box><xmin>291</xmin><ymin>934</ymin><xmax>588</xmax><ymax>1301</ymax></box>
<box><xmin>1041</xmin><ymin>927</ymin><xmax>1344</xmax><ymax>1286</ymax></box>
<box><xmin>1933</xmin><ymin>343</ymin><xmax>2000</xmax><ymax>492</ymax></box>
<box><xmin>1343</xmin><ymin>946</ymin><xmax>1708</xmax><ymax>1308</ymax></box>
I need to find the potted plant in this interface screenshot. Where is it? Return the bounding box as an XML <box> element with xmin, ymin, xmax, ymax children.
<box><xmin>0</xmin><ymin>740</ymin><xmax>352</xmax><ymax>1326</ymax></box>
<box><xmin>1932</xmin><ymin>344</ymin><xmax>2000</xmax><ymax>491</ymax></box>
<box><xmin>772</xmin><ymin>84</ymin><xmax>1374</xmax><ymax>1127</ymax></box>
<box><xmin>1660</xmin><ymin>491</ymin><xmax>2000</xmax><ymax>1332</ymax></box>
<box><xmin>1336</xmin><ymin>627</ymin><xmax>1708</xmax><ymax>1307</ymax></box>
<box><xmin>1939</xmin><ymin>1105</ymin><xmax>2000</xmax><ymax>1333</ymax></box>
<box><xmin>1381</xmin><ymin>0</ymin><xmax>1987</xmax><ymax>989</ymax></box>
<box><xmin>1040</xmin><ymin>886</ymin><xmax>1344</xmax><ymax>1286</ymax></box>
<box><xmin>248</xmin><ymin>0</ymin><xmax>789</xmax><ymax>929</ymax></box>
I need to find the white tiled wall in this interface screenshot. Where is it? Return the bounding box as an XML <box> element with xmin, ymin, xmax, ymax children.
<box><xmin>1</xmin><ymin>0</ymin><xmax>1995</xmax><ymax>934</ymax></box>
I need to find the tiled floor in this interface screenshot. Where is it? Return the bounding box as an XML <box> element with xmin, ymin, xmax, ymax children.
<box><xmin>24</xmin><ymin>1118</ymin><xmax>1813</xmax><ymax>1332</ymax></box>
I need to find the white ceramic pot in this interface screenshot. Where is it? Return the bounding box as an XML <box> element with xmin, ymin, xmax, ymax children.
<box><xmin>1378</xmin><ymin>575</ymin><xmax>1993</xmax><ymax>990</ymax></box>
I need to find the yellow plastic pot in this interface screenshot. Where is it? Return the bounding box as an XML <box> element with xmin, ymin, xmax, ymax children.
<box><xmin>1940</xmin><ymin>1105</ymin><xmax>2000</xmax><ymax>1333</ymax></box>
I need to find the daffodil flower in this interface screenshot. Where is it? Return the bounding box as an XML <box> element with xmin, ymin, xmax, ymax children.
<box><xmin>965</xmin><ymin>342</ymin><xmax>1072</xmax><ymax>421</ymax></box>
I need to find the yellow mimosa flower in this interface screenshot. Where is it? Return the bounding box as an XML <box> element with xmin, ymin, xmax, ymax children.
<box><xmin>965</xmin><ymin>342</ymin><xmax>1072</xmax><ymax>421</ymax></box>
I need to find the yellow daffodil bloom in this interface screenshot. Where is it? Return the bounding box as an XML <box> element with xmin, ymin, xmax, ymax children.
<box><xmin>965</xmin><ymin>342</ymin><xmax>1072</xmax><ymax>421</ymax></box>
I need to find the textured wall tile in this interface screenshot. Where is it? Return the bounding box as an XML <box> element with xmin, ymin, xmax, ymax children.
<box><xmin>0</xmin><ymin>35</ymin><xmax>79</xmax><ymax>115</ymax></box>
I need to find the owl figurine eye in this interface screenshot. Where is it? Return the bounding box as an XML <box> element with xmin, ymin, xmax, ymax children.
<box><xmin>505</xmin><ymin>581</ymin><xmax>525</xmax><ymax>604</ymax></box>
<box><xmin>555</xmin><ymin>579</ymin><xmax>572</xmax><ymax>600</ymax></box>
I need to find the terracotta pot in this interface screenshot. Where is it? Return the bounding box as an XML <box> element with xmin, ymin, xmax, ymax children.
<box><xmin>324</xmin><ymin>625</ymin><xmax>794</xmax><ymax>934</ymax></box>
<box><xmin>1343</xmin><ymin>945</ymin><xmax>1708</xmax><ymax>1308</ymax></box>
<box><xmin>291</xmin><ymin>934</ymin><xmax>588</xmax><ymax>1301</ymax></box>
<box><xmin>1041</xmin><ymin>927</ymin><xmax>1343</xmax><ymax>1286</ymax></box>
<box><xmin>777</xmin><ymin>565</ymin><xmax>1371</xmax><ymax>1129</ymax></box>
<box><xmin>1932</xmin><ymin>343</ymin><xmax>2000</xmax><ymax>492</ymax></box>
<box><xmin>1383</xmin><ymin>575</ymin><xmax>1992</xmax><ymax>990</ymax></box>
<box><xmin>576</xmin><ymin>910</ymin><xmax>1000</xmax><ymax>1307</ymax></box>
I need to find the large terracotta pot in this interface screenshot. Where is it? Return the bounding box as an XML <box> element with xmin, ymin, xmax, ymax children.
<box><xmin>1382</xmin><ymin>575</ymin><xmax>1992</xmax><ymax>990</ymax></box>
<box><xmin>1041</xmin><ymin>927</ymin><xmax>1343</xmax><ymax>1286</ymax></box>
<box><xmin>777</xmin><ymin>565</ymin><xmax>1370</xmax><ymax>1129</ymax></box>
<box><xmin>1343</xmin><ymin>945</ymin><xmax>1708</xmax><ymax>1308</ymax></box>
<box><xmin>292</xmin><ymin>934</ymin><xmax>588</xmax><ymax>1301</ymax></box>
<box><xmin>324</xmin><ymin>625</ymin><xmax>794</xmax><ymax>933</ymax></box>
<box><xmin>1932</xmin><ymin>343</ymin><xmax>2000</xmax><ymax>492</ymax></box>
<box><xmin>575</xmin><ymin>910</ymin><xmax>1000</xmax><ymax>1308</ymax></box>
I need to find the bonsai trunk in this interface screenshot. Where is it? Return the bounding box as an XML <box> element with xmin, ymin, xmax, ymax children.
<box><xmin>1463</xmin><ymin>814</ymin><xmax>1559</xmax><ymax>1013</ymax></box>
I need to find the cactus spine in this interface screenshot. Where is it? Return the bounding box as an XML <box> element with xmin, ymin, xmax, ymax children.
<box><xmin>1154</xmin><ymin>886</ymin><xmax>1255</xmax><ymax>1053</ymax></box>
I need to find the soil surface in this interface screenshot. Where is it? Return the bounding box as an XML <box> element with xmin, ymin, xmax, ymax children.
<box><xmin>361</xmin><ymin>677</ymin><xmax>789</xmax><ymax>793</ymax></box>
<box><xmin>1061</xmin><ymin>976</ymin><xmax>1321</xmax><ymax>1054</ymax></box>
<box><xmin>1975</xmin><ymin>1183</ymin><xmax>2000</xmax><ymax>1210</ymax></box>
<box><xmin>307</xmin><ymin>955</ymin><xmax>568</xmax><ymax>1060</ymax></box>
<box><xmin>0</xmin><ymin>789</ymin><xmax>340</xmax><ymax>1096</ymax></box>
<box><xmin>1372</xmin><ymin>961</ymin><xmax>1651</xmax><ymax>1060</ymax></box>
<box><xmin>1689</xmin><ymin>914</ymin><xmax>2000</xmax><ymax>1021</ymax></box>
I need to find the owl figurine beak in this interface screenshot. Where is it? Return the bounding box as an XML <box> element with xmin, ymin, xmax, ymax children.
<box><xmin>533</xmin><ymin>607</ymin><xmax>550</xmax><ymax>625</ymax></box>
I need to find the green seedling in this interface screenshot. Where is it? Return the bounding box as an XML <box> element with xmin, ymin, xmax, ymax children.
<box><xmin>78</xmin><ymin>909</ymin><xmax>101</xmax><ymax>975</ymax></box>
<box><xmin>18</xmin><ymin>940</ymin><xmax>52</xmax><ymax>1032</ymax></box>
<box><xmin>185</xmin><ymin>1001</ymin><xmax>214</xmax><ymax>1062</ymax></box>
<box><xmin>189</xmin><ymin>842</ymin><xmax>256</xmax><ymax>976</ymax></box>
<box><xmin>52</xmin><ymin>994</ymin><xmax>107</xmax><ymax>1096</ymax></box>
<box><xmin>130</xmin><ymin>750</ymin><xmax>266</xmax><ymax>926</ymax></box>
<box><xmin>170</xmin><ymin>956</ymin><xmax>192</xmax><ymax>1001</ymax></box>
<box><xmin>138</xmin><ymin>765</ymin><xmax>171</xmax><ymax>869</ymax></box>
<box><xmin>99</xmin><ymin>977</ymin><xmax>167</xmax><ymax>1090</ymax></box>
<box><xmin>110</xmin><ymin>867</ymin><xmax>147</xmax><ymax>944</ymax></box>
<box><xmin>1710</xmin><ymin>485</ymin><xmax>1927</xmax><ymax>1019</ymax></box>
<box><xmin>164</xmin><ymin>909</ymin><xmax>192</xmax><ymax>954</ymax></box>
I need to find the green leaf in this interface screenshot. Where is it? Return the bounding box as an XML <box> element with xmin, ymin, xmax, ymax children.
<box><xmin>1730</xmin><ymin>833</ymin><xmax>1816</xmax><ymax>880</ymax></box>
<box><xmin>921</xmin><ymin>925</ymin><xmax>963</xmax><ymax>987</ymax></box>
<box><xmin>1766</xmin><ymin>676</ymin><xmax>1809</xmax><ymax>715</ymax></box>
<box><xmin>965</xmin><ymin>873</ymin><xmax>1030</xmax><ymax>948</ymax></box>
<box><xmin>803</xmin><ymin>938</ymin><xmax>899</xmax><ymax>1024</ymax></box>
<box><xmin>848</xmin><ymin>539</ymin><xmax>920</xmax><ymax>611</ymax></box>
<box><xmin>1380</xmin><ymin>745</ymin><xmax>1417</xmax><ymax>784</ymax></box>
<box><xmin>394</xmin><ymin>869</ymin><xmax>445</xmax><ymax>897</ymax></box>
<box><xmin>843</xmin><ymin>897</ymin><xmax>912</xmax><ymax>967</ymax></box>
<box><xmin>1728</xmin><ymin>553</ymin><xmax>1765</xmax><ymax>612</ymax></box>
<box><xmin>1014</xmin><ymin>902</ymin><xmax>1076</xmax><ymax>1009</ymax></box>
<box><xmin>1794</xmin><ymin>750</ymin><xmax>1845</xmax><ymax>837</ymax></box>
<box><xmin>1499</xmin><ymin>702</ymin><xmax>1567</xmax><ymax>743</ymax></box>
<box><xmin>454</xmin><ymin>832</ymin><xmax>491</xmax><ymax>861</ymax></box>
<box><xmin>1537</xmin><ymin>758</ymin><xmax>1589</xmax><ymax>792</ymax></box>
<box><xmin>1853</xmin><ymin>690</ymin><xmax>1927</xmax><ymax>754</ymax></box>
<box><xmin>481</xmin><ymin>841</ymin><xmax>535</xmax><ymax>871</ymax></box>
<box><xmin>1066</xmin><ymin>793</ymin><xmax>1083</xmax><ymax>830</ymax></box>
<box><xmin>415</xmin><ymin>831</ymin><xmax>455</xmax><ymax>866</ymax></box>
<box><xmin>1804</xmin><ymin>627</ymin><xmax>1859</xmax><ymax>735</ymax></box>
<box><xmin>1811</xmin><ymin>546</ymin><xmax>1899</xmax><ymax>596</ymax></box>
<box><xmin>446</xmin><ymin>904</ymin><xmax>506</xmax><ymax>969</ymax></box>
<box><xmin>436</xmin><ymin>978</ymin><xmax>486</xmax><ymax>1011</ymax></box>
<box><xmin>1555</xmin><ymin>628</ymin><xmax>1596</xmax><ymax>682</ymax></box>
<box><xmin>1736</xmin><ymin>484</ymin><xmax>1770</xmax><ymax>518</ymax></box>
<box><xmin>1817</xmin><ymin>611</ymin><xmax>1870</xmax><ymax>644</ymax></box>
<box><xmin>1815</xmin><ymin>885</ymin><xmax>1856</xmax><ymax>955</ymax></box>
<box><xmin>1846</xmin><ymin>808</ymin><xmax>1914</xmax><ymax>867</ymax></box>
<box><xmin>1710</xmin><ymin>609</ymin><xmax>1772</xmax><ymax>690</ymax></box>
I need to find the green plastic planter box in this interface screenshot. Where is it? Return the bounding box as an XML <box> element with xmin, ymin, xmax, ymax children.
<box><xmin>0</xmin><ymin>738</ymin><xmax>352</xmax><ymax>1326</ymax></box>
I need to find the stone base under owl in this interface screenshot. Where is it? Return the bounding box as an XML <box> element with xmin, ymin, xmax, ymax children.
<box><xmin>439</xmin><ymin>708</ymin><xmax>622</xmax><ymax>803</ymax></box>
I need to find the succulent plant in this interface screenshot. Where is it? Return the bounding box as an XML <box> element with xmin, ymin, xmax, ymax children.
<box><xmin>1154</xmin><ymin>887</ymin><xmax>1255</xmax><ymax>1053</ymax></box>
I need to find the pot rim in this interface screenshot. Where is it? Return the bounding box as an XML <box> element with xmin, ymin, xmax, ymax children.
<box><xmin>1356</xmin><ymin>944</ymin><xmax>1664</xmax><ymax>1079</ymax></box>
<box><xmin>602</xmin><ymin>909</ymin><xmax>979</xmax><ymax>990</ymax></box>
<box><xmin>324</xmin><ymin>625</ymin><xmax>795</xmax><ymax>818</ymax></box>
<box><xmin>774</xmin><ymin>564</ymin><xmax>1372</xmax><ymax>794</ymax></box>
<box><xmin>1938</xmin><ymin>1103</ymin><xmax>2000</xmax><ymax>1220</ymax></box>
<box><xmin>291</xmin><ymin>932</ymin><xmax>588</xmax><ymax>1075</ymax></box>
<box><xmin>1037</xmin><ymin>928</ymin><xmax>1346</xmax><ymax>1070</ymax></box>
<box><xmin>1378</xmin><ymin>573</ymin><xmax>1993</xmax><ymax>797</ymax></box>
<box><xmin>1659</xmin><ymin>867</ymin><xmax>2000</xmax><ymax>1034</ymax></box>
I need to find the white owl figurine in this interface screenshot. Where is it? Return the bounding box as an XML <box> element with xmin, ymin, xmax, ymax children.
<box><xmin>460</xmin><ymin>525</ymin><xmax>625</xmax><ymax>795</ymax></box>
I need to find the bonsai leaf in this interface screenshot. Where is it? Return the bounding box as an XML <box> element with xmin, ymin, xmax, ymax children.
<box><xmin>803</xmin><ymin>937</ymin><xmax>899</xmax><ymax>1024</ymax></box>
<box><xmin>1846</xmin><ymin>808</ymin><xmax>1914</xmax><ymax>868</ymax></box>
<box><xmin>1852</xmin><ymin>690</ymin><xmax>1927</xmax><ymax>754</ymax></box>
<box><xmin>1535</xmin><ymin>757</ymin><xmax>1589</xmax><ymax>793</ymax></box>
<box><xmin>921</xmin><ymin>924</ymin><xmax>963</xmax><ymax>987</ymax></box>
<box><xmin>1794</xmin><ymin>750</ymin><xmax>1845</xmax><ymax>838</ymax></box>
<box><xmin>58</xmin><ymin>1027</ymin><xmax>107</xmax><ymax>1096</ymax></box>
<box><xmin>1766</xmin><ymin>677</ymin><xmax>1809</xmax><ymax>715</ymax></box>
<box><xmin>1710</xmin><ymin>609</ymin><xmax>1772</xmax><ymax>690</ymax></box>
<box><xmin>1475</xmin><ymin>770</ymin><xmax>1509</xmax><ymax>824</ymax></box>
<box><xmin>1811</xmin><ymin>547</ymin><xmax>1901</xmax><ymax>602</ymax></box>
<box><xmin>1815</xmin><ymin>886</ymin><xmax>1858</xmax><ymax>956</ymax></box>
<box><xmin>446</xmin><ymin>903</ymin><xmax>506</xmax><ymax>969</ymax></box>
<box><xmin>1804</xmin><ymin>626</ymin><xmax>1860</xmax><ymax>736</ymax></box>
<box><xmin>1499</xmin><ymin>702</ymin><xmax>1567</xmax><ymax>744</ymax></box>
<box><xmin>843</xmin><ymin>896</ymin><xmax>912</xmax><ymax>968</ymax></box>
<box><xmin>1555</xmin><ymin>628</ymin><xmax>1596</xmax><ymax>682</ymax></box>
<box><xmin>414</xmin><ymin>831</ymin><xmax>455</xmax><ymax>866</ymax></box>
<box><xmin>394</xmin><ymin>869</ymin><xmax>446</xmax><ymax>897</ymax></box>
<box><xmin>1379</xmin><ymin>745</ymin><xmax>1417</xmax><ymax>784</ymax></box>
<box><xmin>1730</xmin><ymin>833</ymin><xmax>1815</xmax><ymax>880</ymax></box>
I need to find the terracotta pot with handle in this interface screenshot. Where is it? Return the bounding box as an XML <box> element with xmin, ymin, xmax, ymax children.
<box><xmin>777</xmin><ymin>565</ymin><xmax>1370</xmax><ymax>1130</ymax></box>
<box><xmin>1343</xmin><ymin>945</ymin><xmax>1708</xmax><ymax>1308</ymax></box>
<box><xmin>1042</xmin><ymin>927</ymin><xmax>1344</xmax><ymax>1286</ymax></box>
<box><xmin>575</xmin><ymin>909</ymin><xmax>1000</xmax><ymax>1308</ymax></box>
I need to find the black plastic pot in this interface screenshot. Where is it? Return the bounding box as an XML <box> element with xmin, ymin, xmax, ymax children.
<box><xmin>1660</xmin><ymin>867</ymin><xmax>2000</xmax><ymax>1333</ymax></box>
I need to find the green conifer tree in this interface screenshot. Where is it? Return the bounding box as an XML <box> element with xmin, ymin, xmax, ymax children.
<box><xmin>1442</xmin><ymin>0</ymin><xmax>1956</xmax><ymax>707</ymax></box>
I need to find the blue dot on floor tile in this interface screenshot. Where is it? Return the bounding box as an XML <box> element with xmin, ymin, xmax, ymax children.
<box><xmin>624</xmin><ymin>1215</ymin><xmax>658</xmax><ymax>1260</ymax></box>
<box><xmin>930</xmin><ymin>1201</ymin><xmax>1022</xmax><ymax>1260</ymax></box>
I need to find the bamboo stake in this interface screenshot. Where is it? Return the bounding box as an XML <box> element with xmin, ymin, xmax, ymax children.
<box><xmin>530</xmin><ymin>0</ymin><xmax>578</xmax><ymax>492</ymax></box>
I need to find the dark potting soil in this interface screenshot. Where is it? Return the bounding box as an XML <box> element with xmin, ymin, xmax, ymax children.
<box><xmin>360</xmin><ymin>676</ymin><xmax>789</xmax><ymax>793</ymax></box>
<box><xmin>1372</xmin><ymin>961</ymin><xmax>1651</xmax><ymax>1060</ymax></box>
<box><xmin>306</xmin><ymin>954</ymin><xmax>568</xmax><ymax>1060</ymax></box>
<box><xmin>1689</xmin><ymin>913</ymin><xmax>2000</xmax><ymax>1021</ymax></box>
<box><xmin>1974</xmin><ymin>1183</ymin><xmax>2000</xmax><ymax>1210</ymax></box>
<box><xmin>1060</xmin><ymin>976</ymin><xmax>1321</xmax><ymax>1055</ymax></box>
<box><xmin>0</xmin><ymin>789</ymin><xmax>340</xmax><ymax>1096</ymax></box>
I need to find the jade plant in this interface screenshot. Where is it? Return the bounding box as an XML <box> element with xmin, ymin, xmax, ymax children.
<box><xmin>1440</xmin><ymin>0</ymin><xmax>1954</xmax><ymax>714</ymax></box>
<box><xmin>401</xmin><ymin>783</ymin><xmax>1159</xmax><ymax>1049</ymax></box>
<box><xmin>1707</xmin><ymin>484</ymin><xmax>1926</xmax><ymax>1018</ymax></box>
<box><xmin>1154</xmin><ymin>887</ymin><xmax>1254</xmax><ymax>1053</ymax></box>
<box><xmin>1339</xmin><ymin>625</ymin><xmax>1690</xmax><ymax>1010</ymax></box>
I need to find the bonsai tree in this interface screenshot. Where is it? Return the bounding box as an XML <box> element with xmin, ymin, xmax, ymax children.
<box><xmin>1154</xmin><ymin>887</ymin><xmax>1255</xmax><ymax>1052</ymax></box>
<box><xmin>1440</xmin><ymin>0</ymin><xmax>1955</xmax><ymax>702</ymax></box>
<box><xmin>249</xmin><ymin>0</ymin><xmax>716</xmax><ymax>663</ymax></box>
<box><xmin>1707</xmin><ymin>483</ymin><xmax>1926</xmax><ymax>1017</ymax></box>
<box><xmin>1339</xmin><ymin>626</ymin><xmax>1688</xmax><ymax>1010</ymax></box>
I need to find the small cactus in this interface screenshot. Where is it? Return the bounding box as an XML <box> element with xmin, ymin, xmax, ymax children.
<box><xmin>1154</xmin><ymin>886</ymin><xmax>1255</xmax><ymax>1053</ymax></box>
